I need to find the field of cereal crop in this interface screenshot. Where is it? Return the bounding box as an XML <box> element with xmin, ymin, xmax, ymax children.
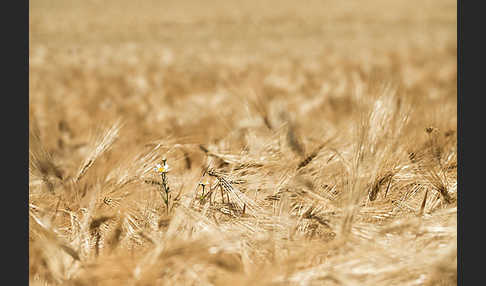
<box><xmin>29</xmin><ymin>1</ymin><xmax>457</xmax><ymax>285</ymax></box>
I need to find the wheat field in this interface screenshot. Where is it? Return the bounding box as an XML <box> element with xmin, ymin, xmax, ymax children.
<box><xmin>29</xmin><ymin>0</ymin><xmax>457</xmax><ymax>285</ymax></box>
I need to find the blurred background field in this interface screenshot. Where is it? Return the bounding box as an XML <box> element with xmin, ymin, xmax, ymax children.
<box><xmin>29</xmin><ymin>0</ymin><xmax>457</xmax><ymax>285</ymax></box>
<box><xmin>30</xmin><ymin>0</ymin><xmax>456</xmax><ymax>148</ymax></box>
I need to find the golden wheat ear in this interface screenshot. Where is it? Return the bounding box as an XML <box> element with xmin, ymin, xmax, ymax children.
<box><xmin>29</xmin><ymin>125</ymin><xmax>64</xmax><ymax>193</ymax></box>
<box><xmin>74</xmin><ymin>120</ymin><xmax>123</xmax><ymax>183</ymax></box>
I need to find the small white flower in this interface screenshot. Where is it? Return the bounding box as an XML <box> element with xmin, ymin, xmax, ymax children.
<box><xmin>199</xmin><ymin>180</ymin><xmax>210</xmax><ymax>186</ymax></box>
<box><xmin>154</xmin><ymin>162</ymin><xmax>169</xmax><ymax>174</ymax></box>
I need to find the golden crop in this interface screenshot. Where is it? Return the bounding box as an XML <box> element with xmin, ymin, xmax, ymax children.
<box><xmin>29</xmin><ymin>0</ymin><xmax>457</xmax><ymax>285</ymax></box>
